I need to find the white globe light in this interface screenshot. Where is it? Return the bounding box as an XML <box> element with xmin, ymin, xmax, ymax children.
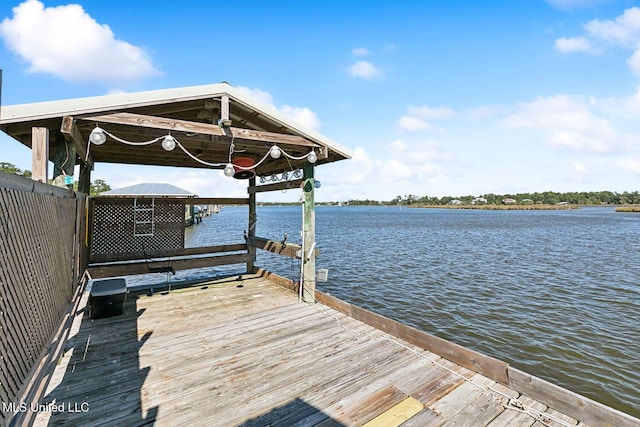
<box><xmin>270</xmin><ymin>145</ymin><xmax>281</xmax><ymax>159</ymax></box>
<box><xmin>223</xmin><ymin>163</ymin><xmax>235</xmax><ymax>177</ymax></box>
<box><xmin>307</xmin><ymin>151</ymin><xmax>318</xmax><ymax>164</ymax></box>
<box><xmin>162</xmin><ymin>135</ymin><xmax>176</xmax><ymax>151</ymax></box>
<box><xmin>89</xmin><ymin>127</ymin><xmax>107</xmax><ymax>145</ymax></box>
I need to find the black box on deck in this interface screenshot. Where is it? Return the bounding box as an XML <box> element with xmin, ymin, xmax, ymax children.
<box><xmin>89</xmin><ymin>278</ymin><xmax>127</xmax><ymax>319</ymax></box>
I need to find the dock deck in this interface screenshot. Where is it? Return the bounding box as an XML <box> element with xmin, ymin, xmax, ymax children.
<box><xmin>35</xmin><ymin>274</ymin><xmax>591</xmax><ymax>427</ymax></box>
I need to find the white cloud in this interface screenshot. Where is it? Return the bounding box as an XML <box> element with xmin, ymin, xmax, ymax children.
<box><xmin>627</xmin><ymin>46</ymin><xmax>640</xmax><ymax>76</ymax></box>
<box><xmin>595</xmin><ymin>84</ymin><xmax>640</xmax><ymax>116</ymax></box>
<box><xmin>397</xmin><ymin>105</ymin><xmax>455</xmax><ymax>132</ymax></box>
<box><xmin>0</xmin><ymin>0</ymin><xmax>159</xmax><ymax>84</ymax></box>
<box><xmin>554</xmin><ymin>36</ymin><xmax>598</xmax><ymax>53</ymax></box>
<box><xmin>397</xmin><ymin>116</ymin><xmax>433</xmax><ymax>132</ymax></box>
<box><xmin>236</xmin><ymin>86</ymin><xmax>274</xmax><ymax>106</ymax></box>
<box><xmin>352</xmin><ymin>47</ymin><xmax>368</xmax><ymax>56</ymax></box>
<box><xmin>571</xmin><ymin>161</ymin><xmax>591</xmax><ymax>182</ymax></box>
<box><xmin>584</xmin><ymin>7</ymin><xmax>640</xmax><ymax>47</ymax></box>
<box><xmin>618</xmin><ymin>158</ymin><xmax>640</xmax><ymax>173</ymax></box>
<box><xmin>324</xmin><ymin>139</ymin><xmax>453</xmax><ymax>191</ymax></box>
<box><xmin>572</xmin><ymin>162</ymin><xmax>588</xmax><ymax>174</ymax></box>
<box><xmin>347</xmin><ymin>60</ymin><xmax>382</xmax><ymax>80</ymax></box>
<box><xmin>505</xmin><ymin>95</ymin><xmax>617</xmax><ymax>153</ymax></box>
<box><xmin>237</xmin><ymin>86</ymin><xmax>322</xmax><ymax>131</ymax></box>
<box><xmin>280</xmin><ymin>105</ymin><xmax>321</xmax><ymax>131</ymax></box>
<box><xmin>555</xmin><ymin>7</ymin><xmax>640</xmax><ymax>76</ymax></box>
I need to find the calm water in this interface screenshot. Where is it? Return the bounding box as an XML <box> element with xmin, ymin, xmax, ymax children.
<box><xmin>176</xmin><ymin>205</ymin><xmax>639</xmax><ymax>417</ymax></box>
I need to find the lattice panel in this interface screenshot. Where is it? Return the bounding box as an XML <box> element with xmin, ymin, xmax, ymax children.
<box><xmin>0</xmin><ymin>179</ymin><xmax>78</xmax><ymax>424</ymax></box>
<box><xmin>90</xmin><ymin>199</ymin><xmax>185</xmax><ymax>262</ymax></box>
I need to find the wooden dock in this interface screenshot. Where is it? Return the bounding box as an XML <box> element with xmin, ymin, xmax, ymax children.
<box><xmin>32</xmin><ymin>274</ymin><xmax>623</xmax><ymax>427</ymax></box>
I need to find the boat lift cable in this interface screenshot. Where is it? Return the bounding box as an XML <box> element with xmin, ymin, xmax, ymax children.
<box><xmin>317</xmin><ymin>304</ymin><xmax>574</xmax><ymax>427</ymax></box>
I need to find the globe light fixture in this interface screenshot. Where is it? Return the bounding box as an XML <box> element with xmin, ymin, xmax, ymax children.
<box><xmin>89</xmin><ymin>127</ymin><xmax>107</xmax><ymax>145</ymax></box>
<box><xmin>269</xmin><ymin>145</ymin><xmax>282</xmax><ymax>159</ymax></box>
<box><xmin>161</xmin><ymin>135</ymin><xmax>176</xmax><ymax>151</ymax></box>
<box><xmin>307</xmin><ymin>150</ymin><xmax>317</xmax><ymax>164</ymax></box>
<box><xmin>223</xmin><ymin>163</ymin><xmax>235</xmax><ymax>177</ymax></box>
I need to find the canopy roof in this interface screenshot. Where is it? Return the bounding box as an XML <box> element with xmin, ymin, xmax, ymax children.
<box><xmin>0</xmin><ymin>83</ymin><xmax>351</xmax><ymax>176</ymax></box>
<box><xmin>100</xmin><ymin>183</ymin><xmax>197</xmax><ymax>197</ymax></box>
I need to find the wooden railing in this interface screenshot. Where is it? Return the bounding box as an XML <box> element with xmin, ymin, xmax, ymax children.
<box><xmin>246</xmin><ymin>236</ymin><xmax>319</xmax><ymax>260</ymax></box>
<box><xmin>87</xmin><ymin>243</ymin><xmax>251</xmax><ymax>279</ymax></box>
<box><xmin>0</xmin><ymin>172</ymin><xmax>86</xmax><ymax>426</ymax></box>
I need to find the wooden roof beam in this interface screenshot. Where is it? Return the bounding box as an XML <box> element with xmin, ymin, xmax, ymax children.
<box><xmin>80</xmin><ymin>112</ymin><xmax>319</xmax><ymax>148</ymax></box>
<box><xmin>81</xmin><ymin>112</ymin><xmax>226</xmax><ymax>137</ymax></box>
<box><xmin>61</xmin><ymin>116</ymin><xmax>94</xmax><ymax>168</ymax></box>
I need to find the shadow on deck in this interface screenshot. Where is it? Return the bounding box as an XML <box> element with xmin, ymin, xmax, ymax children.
<box><xmin>38</xmin><ymin>291</ymin><xmax>158</xmax><ymax>426</ymax></box>
<box><xmin>34</xmin><ymin>275</ymin><xmax>348</xmax><ymax>426</ymax></box>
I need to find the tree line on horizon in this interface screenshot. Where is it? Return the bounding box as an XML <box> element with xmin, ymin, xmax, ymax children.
<box><xmin>0</xmin><ymin>162</ymin><xmax>111</xmax><ymax>195</ymax></box>
<box><xmin>347</xmin><ymin>191</ymin><xmax>640</xmax><ymax>206</ymax></box>
<box><xmin>3</xmin><ymin>162</ymin><xmax>638</xmax><ymax>205</ymax></box>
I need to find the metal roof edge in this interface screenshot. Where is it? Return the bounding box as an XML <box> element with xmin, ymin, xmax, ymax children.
<box><xmin>0</xmin><ymin>82</ymin><xmax>353</xmax><ymax>160</ymax></box>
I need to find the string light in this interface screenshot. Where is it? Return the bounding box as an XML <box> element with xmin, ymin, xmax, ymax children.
<box><xmin>161</xmin><ymin>135</ymin><xmax>176</xmax><ymax>151</ymax></box>
<box><xmin>89</xmin><ymin>126</ymin><xmax>107</xmax><ymax>145</ymax></box>
<box><xmin>87</xmin><ymin>125</ymin><xmax>321</xmax><ymax>177</ymax></box>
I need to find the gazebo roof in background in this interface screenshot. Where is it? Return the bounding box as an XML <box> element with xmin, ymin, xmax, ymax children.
<box><xmin>100</xmin><ymin>183</ymin><xmax>197</xmax><ymax>197</ymax></box>
<box><xmin>0</xmin><ymin>82</ymin><xmax>352</xmax><ymax>176</ymax></box>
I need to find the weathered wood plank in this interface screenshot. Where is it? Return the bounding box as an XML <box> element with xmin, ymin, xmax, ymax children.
<box><xmin>87</xmin><ymin>252</ymin><xmax>253</xmax><ymax>278</ymax></box>
<box><xmin>509</xmin><ymin>367</ymin><xmax>639</xmax><ymax>427</ymax></box>
<box><xmin>399</xmin><ymin>407</ymin><xmax>446</xmax><ymax>427</ymax></box>
<box><xmin>334</xmin><ymin>385</ymin><xmax>407</xmax><ymax>426</ymax></box>
<box><xmin>487</xmin><ymin>394</ymin><xmax>547</xmax><ymax>427</ymax></box>
<box><xmin>60</xmin><ymin>116</ymin><xmax>93</xmax><ymax>167</ymax></box>
<box><xmin>440</xmin><ymin>389</ymin><xmax>508</xmax><ymax>427</ymax></box>
<box><xmin>80</xmin><ymin>111</ymin><xmax>317</xmax><ymax>148</ymax></box>
<box><xmin>31</xmin><ymin>127</ymin><xmax>49</xmax><ymax>182</ymax></box>
<box><xmin>81</xmin><ymin>112</ymin><xmax>226</xmax><ymax>137</ymax></box>
<box><xmin>363</xmin><ymin>396</ymin><xmax>424</xmax><ymax>427</ymax></box>
<box><xmin>87</xmin><ymin>243</ymin><xmax>247</xmax><ymax>262</ymax></box>
<box><xmin>430</xmin><ymin>373</ymin><xmax>496</xmax><ymax>419</ymax></box>
<box><xmin>315</xmin><ymin>290</ymin><xmax>353</xmax><ymax>317</ymax></box>
<box><xmin>227</xmin><ymin>126</ymin><xmax>317</xmax><ymax>148</ymax></box>
<box><xmin>33</xmin><ymin>277</ymin><xmax>638</xmax><ymax>427</ymax></box>
<box><xmin>316</xmin><ymin>289</ymin><xmax>510</xmax><ymax>385</ymax></box>
<box><xmin>247</xmin><ymin>235</ymin><xmax>303</xmax><ymax>259</ymax></box>
<box><xmin>533</xmin><ymin>407</ymin><xmax>579</xmax><ymax>427</ymax></box>
<box><xmin>248</xmin><ymin>178</ymin><xmax>304</xmax><ymax>194</ymax></box>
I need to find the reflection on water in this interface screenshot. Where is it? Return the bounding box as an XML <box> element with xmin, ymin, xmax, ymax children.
<box><xmin>138</xmin><ymin>205</ymin><xmax>640</xmax><ymax>417</ymax></box>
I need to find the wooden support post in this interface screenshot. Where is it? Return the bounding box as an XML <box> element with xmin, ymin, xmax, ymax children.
<box><xmin>220</xmin><ymin>95</ymin><xmax>230</xmax><ymax>123</ymax></box>
<box><xmin>247</xmin><ymin>176</ymin><xmax>257</xmax><ymax>273</ymax></box>
<box><xmin>78</xmin><ymin>162</ymin><xmax>92</xmax><ymax>195</ymax></box>
<box><xmin>302</xmin><ymin>163</ymin><xmax>316</xmax><ymax>303</ymax></box>
<box><xmin>52</xmin><ymin>132</ymin><xmax>76</xmax><ymax>187</ymax></box>
<box><xmin>31</xmin><ymin>127</ymin><xmax>49</xmax><ymax>183</ymax></box>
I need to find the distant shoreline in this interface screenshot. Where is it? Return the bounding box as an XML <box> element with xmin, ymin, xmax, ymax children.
<box><xmin>411</xmin><ymin>204</ymin><xmax>579</xmax><ymax>210</ymax></box>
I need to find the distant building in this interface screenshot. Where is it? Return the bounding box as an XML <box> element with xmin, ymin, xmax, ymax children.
<box><xmin>502</xmin><ymin>198</ymin><xmax>517</xmax><ymax>204</ymax></box>
<box><xmin>450</xmin><ymin>199</ymin><xmax>462</xmax><ymax>205</ymax></box>
<box><xmin>521</xmin><ymin>198</ymin><xmax>534</xmax><ymax>204</ymax></box>
<box><xmin>471</xmin><ymin>197</ymin><xmax>487</xmax><ymax>205</ymax></box>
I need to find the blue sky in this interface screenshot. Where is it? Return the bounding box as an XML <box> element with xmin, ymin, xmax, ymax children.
<box><xmin>2</xmin><ymin>0</ymin><xmax>640</xmax><ymax>202</ymax></box>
